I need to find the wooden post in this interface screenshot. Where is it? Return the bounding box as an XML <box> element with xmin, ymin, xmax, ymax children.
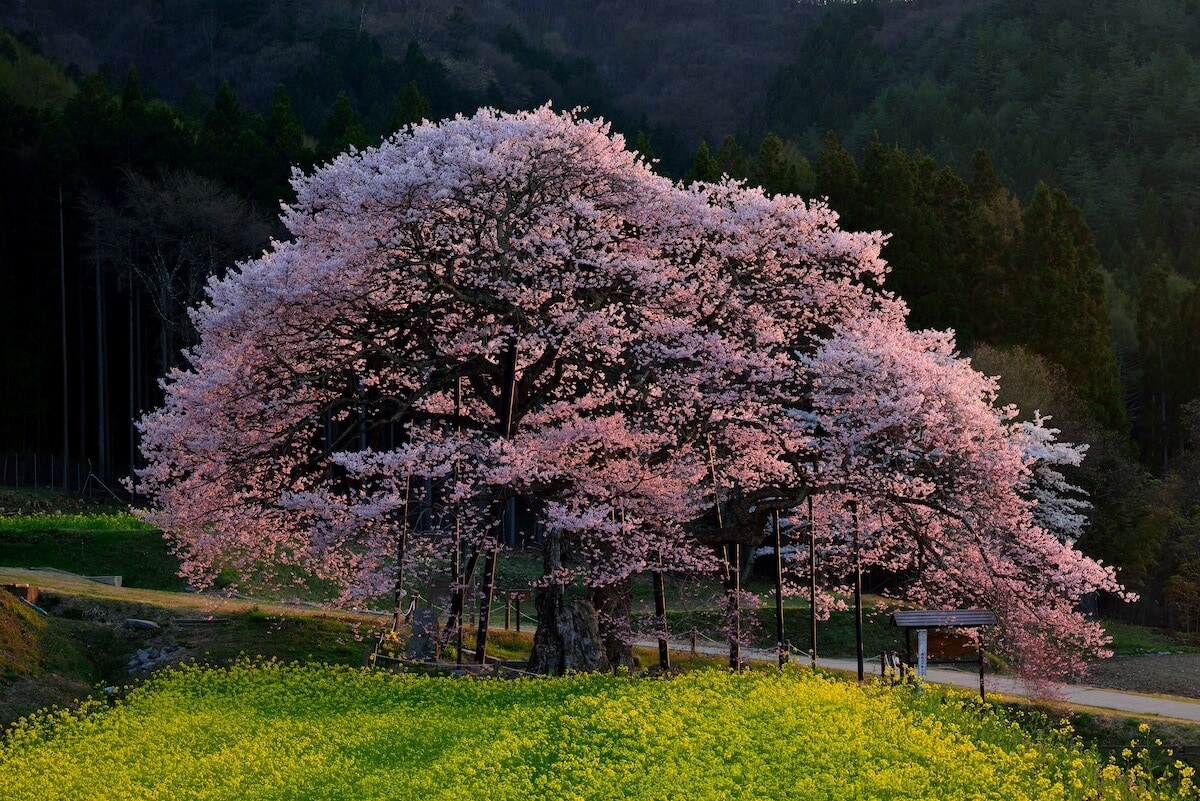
<box><xmin>452</xmin><ymin>377</ymin><xmax>465</xmax><ymax>663</ymax></box>
<box><xmin>851</xmin><ymin>500</ymin><xmax>864</xmax><ymax>682</ymax></box>
<box><xmin>653</xmin><ymin>558</ymin><xmax>670</xmax><ymax>672</ymax></box>
<box><xmin>390</xmin><ymin>475</ymin><xmax>412</xmax><ymax>634</ymax></box>
<box><xmin>707</xmin><ymin>435</ymin><xmax>739</xmax><ymax>672</ymax></box>
<box><xmin>475</xmin><ymin>547</ymin><xmax>497</xmax><ymax>664</ymax></box>
<box><xmin>442</xmin><ymin>547</ymin><xmax>479</xmax><ymax>666</ymax></box>
<box><xmin>773</xmin><ymin>509</ymin><xmax>786</xmax><ymax>667</ymax></box>
<box><xmin>514</xmin><ymin>594</ymin><xmax>522</xmax><ymax>633</ymax></box>
<box><xmin>979</xmin><ymin>645</ymin><xmax>986</xmax><ymax>702</ymax></box>
<box><xmin>808</xmin><ymin>495</ymin><xmax>817</xmax><ymax>671</ymax></box>
<box><xmin>504</xmin><ymin>594</ymin><xmax>511</xmax><ymax>630</ymax></box>
<box><xmin>475</xmin><ymin>343</ymin><xmax>518</xmax><ymax>665</ymax></box>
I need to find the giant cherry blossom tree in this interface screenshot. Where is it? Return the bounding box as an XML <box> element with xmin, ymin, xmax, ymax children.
<box><xmin>136</xmin><ymin>106</ymin><xmax>1125</xmax><ymax>678</ymax></box>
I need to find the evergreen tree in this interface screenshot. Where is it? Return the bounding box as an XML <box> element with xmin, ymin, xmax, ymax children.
<box><xmin>969</xmin><ymin>149</ymin><xmax>1005</xmax><ymax>203</ymax></box>
<box><xmin>317</xmin><ymin>91</ymin><xmax>370</xmax><ymax>163</ymax></box>
<box><xmin>194</xmin><ymin>81</ymin><xmax>262</xmax><ymax>196</ymax></box>
<box><xmin>685</xmin><ymin>140</ymin><xmax>720</xmax><ymax>184</ymax></box>
<box><xmin>1013</xmin><ymin>184</ymin><xmax>1126</xmax><ymax>431</ymax></box>
<box><xmin>632</xmin><ymin>130</ymin><xmax>654</xmax><ymax>166</ymax></box>
<box><xmin>256</xmin><ymin>86</ymin><xmax>310</xmax><ymax>206</ymax></box>
<box><xmin>967</xmin><ymin>149</ymin><xmax>1023</xmax><ymax>343</ymax></box>
<box><xmin>390</xmin><ymin>82</ymin><xmax>430</xmax><ymax>132</ymax></box>
<box><xmin>856</xmin><ymin>136</ymin><xmax>970</xmax><ymax>338</ymax></box>
<box><xmin>1179</xmin><ymin>286</ymin><xmax>1200</xmax><ymax>403</ymax></box>
<box><xmin>752</xmin><ymin>133</ymin><xmax>812</xmax><ymax>197</ymax></box>
<box><xmin>118</xmin><ymin>66</ymin><xmax>192</xmax><ymax>179</ymax></box>
<box><xmin>715</xmin><ymin>135</ymin><xmax>747</xmax><ymax>181</ymax></box>
<box><xmin>1137</xmin><ymin>262</ymin><xmax>1179</xmax><ymax>470</ymax></box>
<box><xmin>813</xmin><ymin>131</ymin><xmax>859</xmax><ymax>227</ymax></box>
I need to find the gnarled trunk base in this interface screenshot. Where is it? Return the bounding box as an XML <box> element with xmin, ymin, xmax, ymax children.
<box><xmin>593</xmin><ymin>579</ymin><xmax>634</xmax><ymax>672</ymax></box>
<box><xmin>527</xmin><ymin>529</ymin><xmax>600</xmax><ymax>674</ymax></box>
<box><xmin>528</xmin><ymin>591</ymin><xmax>600</xmax><ymax>674</ymax></box>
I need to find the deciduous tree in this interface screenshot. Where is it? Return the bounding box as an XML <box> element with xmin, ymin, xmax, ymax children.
<box><xmin>137</xmin><ymin>107</ymin><xmax>1126</xmax><ymax>678</ymax></box>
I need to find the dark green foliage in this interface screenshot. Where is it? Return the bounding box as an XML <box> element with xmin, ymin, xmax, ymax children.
<box><xmin>0</xmin><ymin>528</ymin><xmax>185</xmax><ymax>591</ymax></box>
<box><xmin>761</xmin><ymin>2</ymin><xmax>893</xmax><ymax>155</ymax></box>
<box><xmin>285</xmin><ymin>30</ymin><xmax>459</xmax><ymax>141</ymax></box>
<box><xmin>632</xmin><ymin>130</ymin><xmax>654</xmax><ymax>166</ymax></box>
<box><xmin>857</xmin><ymin>135</ymin><xmax>972</xmax><ymax>337</ymax></box>
<box><xmin>391</xmin><ymin>82</ymin><xmax>430</xmax><ymax>132</ymax></box>
<box><xmin>715</xmin><ymin>135</ymin><xmax>747</xmax><ymax>181</ymax></box>
<box><xmin>193</xmin><ymin>81</ymin><xmax>272</xmax><ymax>202</ymax></box>
<box><xmin>316</xmin><ymin>90</ymin><xmax>371</xmax><ymax>164</ymax></box>
<box><xmin>254</xmin><ymin>86</ymin><xmax>311</xmax><ymax>205</ymax></box>
<box><xmin>1013</xmin><ymin>184</ymin><xmax>1125</xmax><ymax>431</ymax></box>
<box><xmin>685</xmin><ymin>140</ymin><xmax>720</xmax><ymax>184</ymax></box>
<box><xmin>1137</xmin><ymin>263</ymin><xmax>1178</xmax><ymax>470</ymax></box>
<box><xmin>754</xmin><ymin>0</ymin><xmax>1200</xmax><ymax>462</ymax></box>
<box><xmin>814</xmin><ymin>132</ymin><xmax>859</xmax><ymax>225</ymax></box>
<box><xmin>751</xmin><ymin>133</ymin><xmax>814</xmax><ymax>198</ymax></box>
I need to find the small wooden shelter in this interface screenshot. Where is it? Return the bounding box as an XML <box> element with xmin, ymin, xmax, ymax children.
<box><xmin>890</xmin><ymin>609</ymin><xmax>997</xmax><ymax>700</ymax></box>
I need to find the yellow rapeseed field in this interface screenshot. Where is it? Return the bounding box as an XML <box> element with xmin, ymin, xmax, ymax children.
<box><xmin>0</xmin><ymin>661</ymin><xmax>1191</xmax><ymax>800</ymax></box>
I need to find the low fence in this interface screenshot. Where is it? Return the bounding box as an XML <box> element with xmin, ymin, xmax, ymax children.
<box><xmin>0</xmin><ymin>452</ymin><xmax>125</xmax><ymax>498</ymax></box>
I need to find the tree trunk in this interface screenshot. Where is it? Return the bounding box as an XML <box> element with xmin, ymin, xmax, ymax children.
<box><xmin>593</xmin><ymin>578</ymin><xmax>634</xmax><ymax>672</ymax></box>
<box><xmin>93</xmin><ymin>220</ymin><xmax>107</xmax><ymax>481</ymax></box>
<box><xmin>59</xmin><ymin>186</ymin><xmax>69</xmax><ymax>488</ymax></box>
<box><xmin>528</xmin><ymin>529</ymin><xmax>600</xmax><ymax>674</ymax></box>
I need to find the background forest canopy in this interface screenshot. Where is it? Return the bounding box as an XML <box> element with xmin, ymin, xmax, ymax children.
<box><xmin>5</xmin><ymin>0</ymin><xmax>1200</xmax><ymax>627</ymax></box>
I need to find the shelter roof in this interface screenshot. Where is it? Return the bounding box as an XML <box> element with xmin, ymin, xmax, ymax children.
<box><xmin>890</xmin><ymin>609</ymin><xmax>996</xmax><ymax>629</ymax></box>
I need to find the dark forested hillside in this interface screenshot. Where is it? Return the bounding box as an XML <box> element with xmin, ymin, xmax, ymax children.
<box><xmin>0</xmin><ymin>0</ymin><xmax>823</xmax><ymax>155</ymax></box>
<box><xmin>756</xmin><ymin>1</ymin><xmax>1200</xmax><ymax>462</ymax></box>
<box><xmin>6</xmin><ymin>0</ymin><xmax>1200</xmax><ymax>623</ymax></box>
<box><xmin>749</xmin><ymin>0</ymin><xmax>1200</xmax><ymax>623</ymax></box>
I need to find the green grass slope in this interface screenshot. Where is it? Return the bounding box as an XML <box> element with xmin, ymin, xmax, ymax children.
<box><xmin>0</xmin><ymin>590</ymin><xmax>42</xmax><ymax>679</ymax></box>
<box><xmin>0</xmin><ymin>491</ymin><xmax>183</xmax><ymax>591</ymax></box>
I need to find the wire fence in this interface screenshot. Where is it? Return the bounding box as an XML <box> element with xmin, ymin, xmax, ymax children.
<box><xmin>0</xmin><ymin>452</ymin><xmax>127</xmax><ymax>499</ymax></box>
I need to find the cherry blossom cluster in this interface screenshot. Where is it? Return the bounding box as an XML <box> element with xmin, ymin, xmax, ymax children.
<box><xmin>136</xmin><ymin>106</ymin><xmax>1126</xmax><ymax>677</ymax></box>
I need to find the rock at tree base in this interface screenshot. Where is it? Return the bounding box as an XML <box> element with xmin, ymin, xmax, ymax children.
<box><xmin>407</xmin><ymin>607</ymin><xmax>439</xmax><ymax>661</ymax></box>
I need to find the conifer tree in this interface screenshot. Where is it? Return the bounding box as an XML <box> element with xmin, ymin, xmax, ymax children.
<box><xmin>391</xmin><ymin>81</ymin><xmax>430</xmax><ymax>131</ymax></box>
<box><xmin>715</xmin><ymin>135</ymin><xmax>747</xmax><ymax>181</ymax></box>
<box><xmin>1137</xmin><ymin>262</ymin><xmax>1178</xmax><ymax>470</ymax></box>
<box><xmin>686</xmin><ymin>140</ymin><xmax>720</xmax><ymax>184</ymax></box>
<box><xmin>1014</xmin><ymin>184</ymin><xmax>1126</xmax><ymax>431</ymax></box>
<box><xmin>317</xmin><ymin>91</ymin><xmax>371</xmax><ymax>163</ymax></box>
<box><xmin>814</xmin><ymin>131</ymin><xmax>859</xmax><ymax>227</ymax></box>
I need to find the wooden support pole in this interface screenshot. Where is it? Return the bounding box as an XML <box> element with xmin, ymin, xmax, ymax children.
<box><xmin>728</xmin><ymin>541</ymin><xmax>741</xmax><ymax>672</ymax></box>
<box><xmin>653</xmin><ymin>560</ymin><xmax>670</xmax><ymax>672</ymax></box>
<box><xmin>808</xmin><ymin>494</ymin><xmax>817</xmax><ymax>671</ymax></box>
<box><xmin>475</xmin><ymin>547</ymin><xmax>497</xmax><ymax>665</ymax></box>
<box><xmin>773</xmin><ymin>509</ymin><xmax>786</xmax><ymax>667</ymax></box>
<box><xmin>851</xmin><ymin>499</ymin><xmax>864</xmax><ymax>682</ymax></box>
<box><xmin>475</xmin><ymin>343</ymin><xmax>518</xmax><ymax>665</ymax></box>
<box><xmin>979</xmin><ymin>645</ymin><xmax>986</xmax><ymax>702</ymax></box>
<box><xmin>390</xmin><ymin>475</ymin><xmax>412</xmax><ymax>634</ymax></box>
